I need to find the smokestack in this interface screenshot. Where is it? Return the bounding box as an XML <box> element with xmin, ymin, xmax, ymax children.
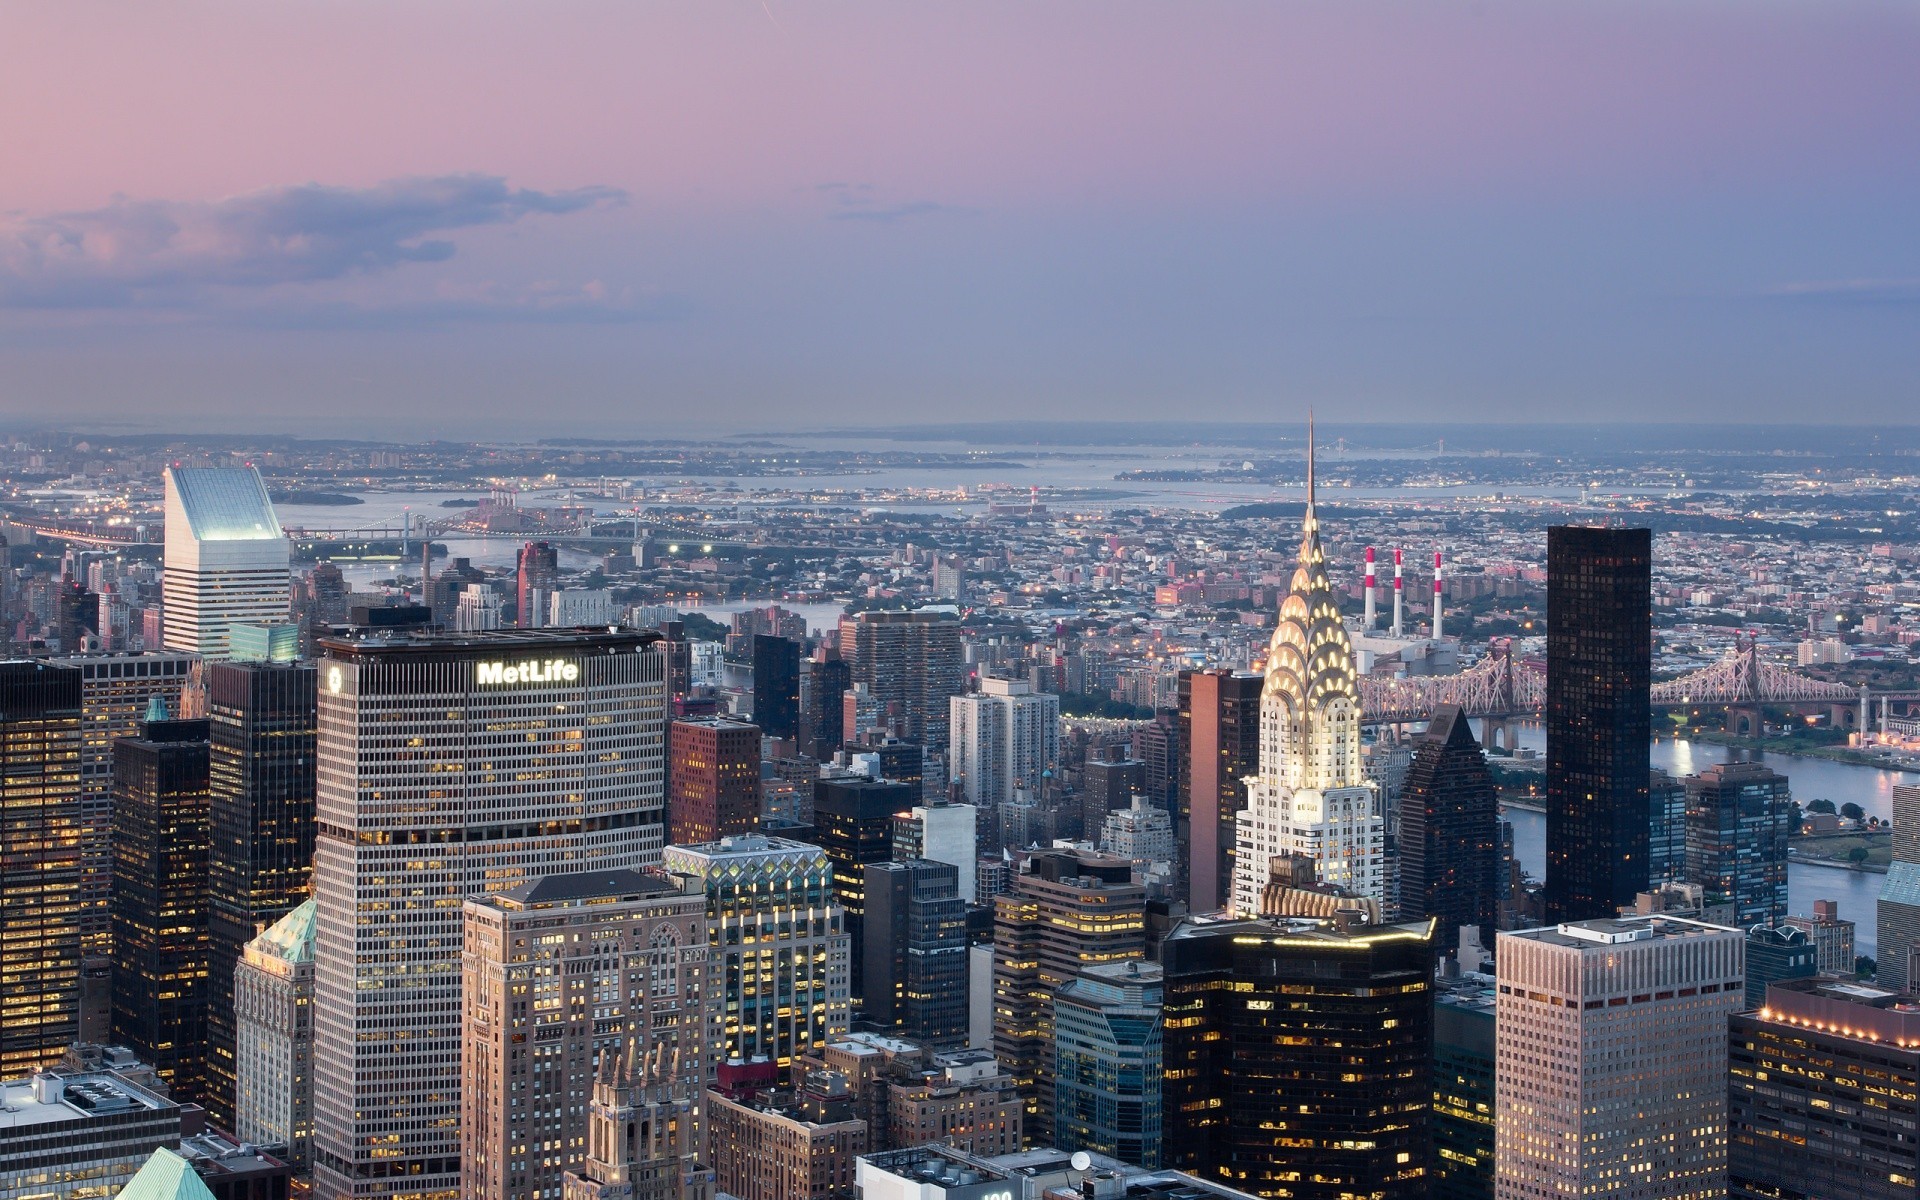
<box><xmin>1363</xmin><ymin>546</ymin><xmax>1376</xmax><ymax>630</ymax></box>
<box><xmin>1392</xmin><ymin>548</ymin><xmax>1404</xmax><ymax>637</ymax></box>
<box><xmin>1432</xmin><ymin>549</ymin><xmax>1444</xmax><ymax>641</ymax></box>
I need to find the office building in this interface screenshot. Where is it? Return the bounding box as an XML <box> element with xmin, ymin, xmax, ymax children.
<box><xmin>754</xmin><ymin>634</ymin><xmax>802</xmax><ymax>741</ymax></box>
<box><xmin>562</xmin><ymin>1034</ymin><xmax>715</xmax><ymax>1200</ymax></box>
<box><xmin>203</xmin><ymin>660</ymin><xmax>315</xmax><ymax>1130</ymax></box>
<box><xmin>1649</xmin><ymin>769</ymin><xmax>1686</xmax><ymax>885</ymax></box>
<box><xmin>1179</xmin><ymin>669</ymin><xmax>1261</xmax><ymax>915</ymax></box>
<box><xmin>662</xmin><ymin>835</ymin><xmax>851</xmax><ymax>1066</ymax></box>
<box><xmin>462</xmin><ymin>868</ymin><xmax>715</xmax><ymax>1200</ymax></box>
<box><xmin>808</xmin><ymin>648</ymin><xmax>851</xmax><ymax>760</ymax></box>
<box><xmin>0</xmin><ymin>1060</ymin><xmax>185</xmax><ymax>1199</ymax></box>
<box><xmin>1543</xmin><ymin>525</ymin><xmax>1653</xmax><ymax>924</ymax></box>
<box><xmin>0</xmin><ymin>660</ymin><xmax>84</xmax><ymax>1074</ymax></box>
<box><xmin>707</xmin><ymin>1073</ymin><xmax>867</xmax><ymax>1200</ymax></box>
<box><xmin>1781</xmin><ymin>898</ymin><xmax>1856</xmax><ymax>976</ymax></box>
<box><xmin>1729</xmin><ymin>976</ymin><xmax>1920</xmax><ymax>1200</ymax></box>
<box><xmin>233</xmin><ymin>899</ymin><xmax>315</xmax><ymax>1172</ymax></box>
<box><xmin>1876</xmin><ymin>784</ymin><xmax>1920</xmax><ymax>990</ymax></box>
<box><xmin>815</xmin><ymin>776</ymin><xmax>914</xmax><ymax>1002</ymax></box>
<box><xmin>310</xmin><ymin>629</ymin><xmax>667</xmax><ymax>1200</ymax></box>
<box><xmin>882</xmin><ymin>1051</ymin><xmax>1024</xmax><ymax>1157</ymax></box>
<box><xmin>515</xmin><ymin>541</ymin><xmax>560</xmax><ymax>628</ymax></box>
<box><xmin>1744</xmin><ymin>925</ymin><xmax>1818</xmax><ymax>1007</ymax></box>
<box><xmin>1161</xmin><ymin>912</ymin><xmax>1436</xmax><ymax>1200</ymax></box>
<box><xmin>891</xmin><ymin>801</ymin><xmax>979</xmax><ymax>902</ymax></box>
<box><xmin>863</xmin><ymin>860</ymin><xmax>969</xmax><ymax>1047</ymax></box>
<box><xmin>162</xmin><ymin>465</ymin><xmax>292</xmax><ymax>659</ymax></box>
<box><xmin>1432</xmin><ymin>975</ymin><xmax>1496</xmax><ymax>1200</ymax></box>
<box><xmin>670</xmin><ymin>717</ymin><xmax>762</xmax><ymax>845</ymax></box>
<box><xmin>1495</xmin><ymin>916</ymin><xmax>1744</xmax><ymax>1200</ymax></box>
<box><xmin>1081</xmin><ymin>757</ymin><xmax>1145</xmax><ymax>844</ymax></box>
<box><xmin>1053</xmin><ymin>960</ymin><xmax>1164</xmax><ymax>1169</ymax></box>
<box><xmin>1398</xmin><ymin>705</ymin><xmax>1498</xmax><ymax>942</ymax></box>
<box><xmin>1234</xmin><ymin>441</ymin><xmax>1383</xmax><ymax>915</ymax></box>
<box><xmin>837</xmin><ymin>610</ymin><xmax>964</xmax><ymax>751</ymax></box>
<box><xmin>111</xmin><ymin>717</ymin><xmax>213</xmax><ymax>1102</ymax></box>
<box><xmin>1684</xmin><ymin>761</ymin><xmax>1791</xmax><ymax>927</ymax></box>
<box><xmin>948</xmin><ymin>678</ymin><xmax>1059</xmax><ymax>809</ymax></box>
<box><xmin>992</xmin><ymin>849</ymin><xmax>1146</xmax><ymax>1139</ymax></box>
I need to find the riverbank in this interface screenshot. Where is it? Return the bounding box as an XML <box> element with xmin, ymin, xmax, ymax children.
<box><xmin>1683</xmin><ymin>730</ymin><xmax>1919</xmax><ymax>774</ymax></box>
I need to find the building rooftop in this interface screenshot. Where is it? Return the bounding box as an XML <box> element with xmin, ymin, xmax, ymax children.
<box><xmin>317</xmin><ymin>627</ymin><xmax>659</xmax><ymax>659</ymax></box>
<box><xmin>490</xmin><ymin>867</ymin><xmax>686</xmax><ymax>909</ymax></box>
<box><xmin>247</xmin><ymin>898</ymin><xmax>316</xmax><ymax>966</ymax></box>
<box><xmin>113</xmin><ymin>1148</ymin><xmax>218</xmax><ymax>1200</ymax></box>
<box><xmin>0</xmin><ymin>1071</ymin><xmax>173</xmax><ymax>1130</ymax></box>
<box><xmin>166</xmin><ymin>467</ymin><xmax>283</xmax><ymax>543</ymax></box>
<box><xmin>1755</xmin><ymin>976</ymin><xmax>1920</xmax><ymax>1048</ymax></box>
<box><xmin>1502</xmin><ymin>914</ymin><xmax>1741</xmax><ymax>949</ymax></box>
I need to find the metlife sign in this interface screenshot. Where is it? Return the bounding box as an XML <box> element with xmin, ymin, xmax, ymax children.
<box><xmin>476</xmin><ymin>659</ymin><xmax>582</xmax><ymax>686</ymax></box>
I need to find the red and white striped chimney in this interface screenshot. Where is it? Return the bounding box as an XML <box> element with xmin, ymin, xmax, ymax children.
<box><xmin>1433</xmin><ymin>549</ymin><xmax>1445</xmax><ymax>640</ymax></box>
<box><xmin>1363</xmin><ymin>546</ymin><xmax>1376</xmax><ymax>630</ymax></box>
<box><xmin>1392</xmin><ymin>548</ymin><xmax>1404</xmax><ymax>637</ymax></box>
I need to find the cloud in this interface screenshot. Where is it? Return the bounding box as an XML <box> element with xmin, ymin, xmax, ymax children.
<box><xmin>817</xmin><ymin>182</ymin><xmax>971</xmax><ymax>225</ymax></box>
<box><xmin>1759</xmin><ymin>278</ymin><xmax>1920</xmax><ymax>305</ymax></box>
<box><xmin>0</xmin><ymin>174</ymin><xmax>625</xmax><ymax>309</ymax></box>
<box><xmin>232</xmin><ymin>279</ymin><xmax>688</xmax><ymax>330</ymax></box>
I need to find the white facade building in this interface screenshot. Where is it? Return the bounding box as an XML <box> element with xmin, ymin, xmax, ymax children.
<box><xmin>547</xmin><ymin>588</ymin><xmax>618</xmax><ymax>628</ymax></box>
<box><xmin>895</xmin><ymin>801</ymin><xmax>980</xmax><ymax>903</ymax></box>
<box><xmin>1102</xmin><ymin>795</ymin><xmax>1176</xmax><ymax>874</ymax></box>
<box><xmin>452</xmin><ymin>583</ymin><xmax>503</xmax><ymax>632</ymax></box>
<box><xmin>161</xmin><ymin>466</ymin><xmax>292</xmax><ymax>660</ymax></box>
<box><xmin>234</xmin><ymin>898</ymin><xmax>315</xmax><ymax>1171</ymax></box>
<box><xmin>1494</xmin><ymin>916</ymin><xmax>1744</xmax><ymax>1200</ymax></box>
<box><xmin>948</xmin><ymin>677</ymin><xmax>1059</xmax><ymax>810</ymax></box>
<box><xmin>310</xmin><ymin>629</ymin><xmax>667</xmax><ymax>1199</ymax></box>
<box><xmin>1233</xmin><ymin>432</ymin><xmax>1384</xmax><ymax>916</ymax></box>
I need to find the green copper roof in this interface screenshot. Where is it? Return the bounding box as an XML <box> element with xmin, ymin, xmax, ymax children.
<box><xmin>114</xmin><ymin>1149</ymin><xmax>217</xmax><ymax>1200</ymax></box>
<box><xmin>248</xmin><ymin>898</ymin><xmax>316</xmax><ymax>965</ymax></box>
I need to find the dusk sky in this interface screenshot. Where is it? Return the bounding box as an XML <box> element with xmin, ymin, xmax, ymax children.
<box><xmin>4</xmin><ymin>1</ymin><xmax>1918</xmax><ymax>436</ymax></box>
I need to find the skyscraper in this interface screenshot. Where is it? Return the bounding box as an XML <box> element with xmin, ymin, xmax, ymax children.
<box><xmin>1178</xmin><ymin>669</ymin><xmax>1261</xmax><ymax>915</ymax></box>
<box><xmin>809</xmin><ymin>648</ymin><xmax>851</xmax><ymax>760</ymax></box>
<box><xmin>669</xmin><ymin>717</ymin><xmax>762</xmax><ymax>846</ymax></box>
<box><xmin>948</xmin><ymin>678</ymin><xmax>1060</xmax><ymax>810</ymax></box>
<box><xmin>1495</xmin><ymin>916</ymin><xmax>1743</xmax><ymax>1200</ymax></box>
<box><xmin>863</xmin><ymin>859</ymin><xmax>968</xmax><ymax>1046</ymax></box>
<box><xmin>1053</xmin><ymin>960</ymin><xmax>1164</xmax><ymax>1169</ymax></box>
<box><xmin>814</xmin><ymin>776</ymin><xmax>914</xmax><ymax>1002</ymax></box>
<box><xmin>204</xmin><ymin>660</ymin><xmax>316</xmax><ymax>1129</ymax></box>
<box><xmin>233</xmin><ymin>899</ymin><xmax>315</xmax><ymax>1173</ymax></box>
<box><xmin>161</xmin><ymin>466</ymin><xmax>292</xmax><ymax>659</ymax></box>
<box><xmin>1081</xmin><ymin>757</ymin><xmax>1146</xmax><ymax>842</ymax></box>
<box><xmin>753</xmin><ymin>634</ymin><xmax>802</xmax><ymax>741</ymax></box>
<box><xmin>1875</xmin><ymin>783</ymin><xmax>1920</xmax><ymax>989</ymax></box>
<box><xmin>1234</xmin><ymin>429</ymin><xmax>1383</xmax><ymax>915</ymax></box>
<box><xmin>462</xmin><ymin>868</ymin><xmax>716</xmax><ymax>1200</ymax></box>
<box><xmin>1543</xmin><ymin>525</ymin><xmax>1652</xmax><ymax>924</ymax></box>
<box><xmin>0</xmin><ymin>661</ymin><xmax>85</xmax><ymax>1074</ymax></box>
<box><xmin>1683</xmin><ymin>761</ymin><xmax>1790</xmax><ymax>928</ymax></box>
<box><xmin>838</xmin><ymin>610</ymin><xmax>964</xmax><ymax>751</ymax></box>
<box><xmin>563</xmin><ymin>1037</ymin><xmax>716</xmax><ymax>1200</ymax></box>
<box><xmin>515</xmin><ymin>540</ymin><xmax>560</xmax><ymax>628</ymax></box>
<box><xmin>1161</xmin><ymin>912</ymin><xmax>1436</xmax><ymax>1200</ymax></box>
<box><xmin>890</xmin><ymin>800</ymin><xmax>979</xmax><ymax>902</ymax></box>
<box><xmin>992</xmin><ymin>848</ymin><xmax>1146</xmax><ymax>1138</ymax></box>
<box><xmin>1648</xmin><ymin>768</ymin><xmax>1686</xmax><ymax>885</ymax></box>
<box><xmin>310</xmin><ymin>629</ymin><xmax>667</xmax><ymax>1200</ymax></box>
<box><xmin>110</xmin><ymin>717</ymin><xmax>213</xmax><ymax>1103</ymax></box>
<box><xmin>662</xmin><ymin>835</ymin><xmax>850</xmax><ymax>1066</ymax></box>
<box><xmin>1397</xmin><ymin>705</ymin><xmax>1498</xmax><ymax>943</ymax></box>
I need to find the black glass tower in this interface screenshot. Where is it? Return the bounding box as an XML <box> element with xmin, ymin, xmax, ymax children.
<box><xmin>111</xmin><ymin>717</ymin><xmax>212</xmax><ymax>1101</ymax></box>
<box><xmin>753</xmin><ymin>633</ymin><xmax>802</xmax><ymax>741</ymax></box>
<box><xmin>1544</xmin><ymin>525</ymin><xmax>1652</xmax><ymax>924</ymax></box>
<box><xmin>862</xmin><ymin>858</ymin><xmax>968</xmax><ymax>1046</ymax></box>
<box><xmin>204</xmin><ymin>661</ymin><xmax>317</xmax><ymax>1128</ymax></box>
<box><xmin>813</xmin><ymin>776</ymin><xmax>913</xmax><ymax>1004</ymax></box>
<box><xmin>1399</xmin><ymin>705</ymin><xmax>1499</xmax><ymax>946</ymax></box>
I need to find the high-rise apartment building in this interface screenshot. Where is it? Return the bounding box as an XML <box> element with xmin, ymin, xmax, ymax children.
<box><xmin>1053</xmin><ymin>960</ymin><xmax>1164</xmax><ymax>1169</ymax></box>
<box><xmin>1234</xmin><ymin>442</ymin><xmax>1383</xmax><ymax>915</ymax></box>
<box><xmin>662</xmin><ymin>835</ymin><xmax>851</xmax><ymax>1066</ymax></box>
<box><xmin>515</xmin><ymin>541</ymin><xmax>560</xmax><ymax>628</ymax></box>
<box><xmin>161</xmin><ymin>466</ymin><xmax>292</xmax><ymax>659</ymax></box>
<box><xmin>815</xmin><ymin>777</ymin><xmax>914</xmax><ymax>1003</ymax></box>
<box><xmin>233</xmin><ymin>899</ymin><xmax>315</xmax><ymax>1172</ymax></box>
<box><xmin>204</xmin><ymin>660</ymin><xmax>315</xmax><ymax>1129</ymax></box>
<box><xmin>110</xmin><ymin>717</ymin><xmax>212</xmax><ymax>1102</ymax></box>
<box><xmin>462</xmin><ymin>868</ymin><xmax>716</xmax><ymax>1200</ymax></box>
<box><xmin>310</xmin><ymin>629</ymin><xmax>667</xmax><ymax>1200</ymax></box>
<box><xmin>837</xmin><ymin>611</ymin><xmax>964</xmax><ymax>751</ymax></box>
<box><xmin>1495</xmin><ymin>916</ymin><xmax>1743</xmax><ymax>1200</ymax></box>
<box><xmin>1876</xmin><ymin>784</ymin><xmax>1920</xmax><ymax>989</ymax></box>
<box><xmin>1081</xmin><ymin>757</ymin><xmax>1146</xmax><ymax>842</ymax></box>
<box><xmin>992</xmin><ymin>849</ymin><xmax>1146</xmax><ymax>1139</ymax></box>
<box><xmin>0</xmin><ymin>660</ymin><xmax>84</xmax><ymax>1074</ymax></box>
<box><xmin>1179</xmin><ymin>669</ymin><xmax>1261</xmax><ymax>915</ymax></box>
<box><xmin>754</xmin><ymin>634</ymin><xmax>802</xmax><ymax>741</ymax></box>
<box><xmin>1543</xmin><ymin>525</ymin><xmax>1652</xmax><ymax>924</ymax></box>
<box><xmin>669</xmin><ymin>717</ymin><xmax>762</xmax><ymax>845</ymax></box>
<box><xmin>1161</xmin><ymin>912</ymin><xmax>1436</xmax><ymax>1200</ymax></box>
<box><xmin>1101</xmin><ymin>795</ymin><xmax>1175</xmax><ymax>874</ymax></box>
<box><xmin>948</xmin><ymin>678</ymin><xmax>1059</xmax><ymax>809</ymax></box>
<box><xmin>1684</xmin><ymin>761</ymin><xmax>1790</xmax><ymax>927</ymax></box>
<box><xmin>1781</xmin><ymin>898</ymin><xmax>1856</xmax><ymax>975</ymax></box>
<box><xmin>890</xmin><ymin>801</ymin><xmax>978</xmax><ymax>902</ymax></box>
<box><xmin>1398</xmin><ymin>706</ymin><xmax>1498</xmax><ymax>942</ymax></box>
<box><xmin>863</xmin><ymin>860</ymin><xmax>968</xmax><ymax>1047</ymax></box>
<box><xmin>1729</xmin><ymin>976</ymin><xmax>1920</xmax><ymax>1200</ymax></box>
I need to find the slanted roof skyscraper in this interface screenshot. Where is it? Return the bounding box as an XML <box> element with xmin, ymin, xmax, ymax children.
<box><xmin>161</xmin><ymin>466</ymin><xmax>291</xmax><ymax>660</ymax></box>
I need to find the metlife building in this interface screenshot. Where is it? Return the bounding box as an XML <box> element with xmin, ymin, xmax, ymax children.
<box><xmin>307</xmin><ymin>629</ymin><xmax>666</xmax><ymax>1198</ymax></box>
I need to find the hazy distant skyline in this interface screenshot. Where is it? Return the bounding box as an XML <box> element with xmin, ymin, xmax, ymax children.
<box><xmin>4</xmin><ymin>2</ymin><xmax>1918</xmax><ymax>436</ymax></box>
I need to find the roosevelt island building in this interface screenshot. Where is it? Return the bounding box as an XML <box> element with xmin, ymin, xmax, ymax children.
<box><xmin>309</xmin><ymin>629</ymin><xmax>667</xmax><ymax>1200</ymax></box>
